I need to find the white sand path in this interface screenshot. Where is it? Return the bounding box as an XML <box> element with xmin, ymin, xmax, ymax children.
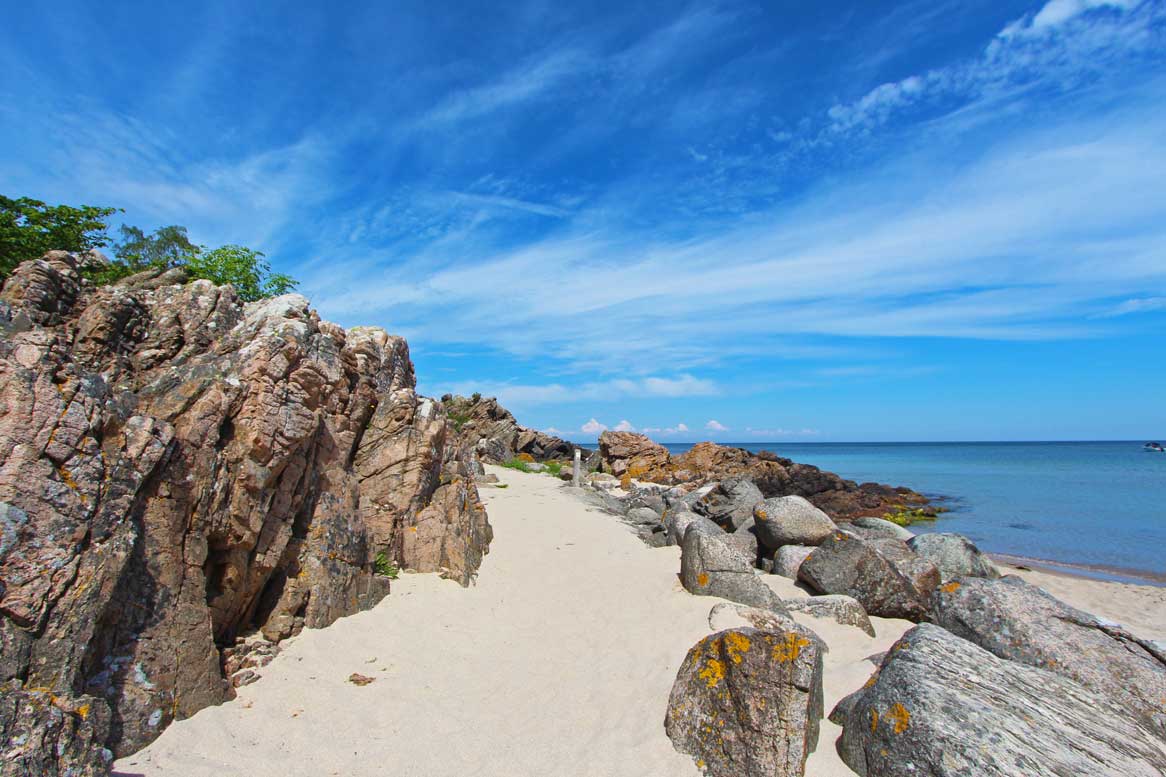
<box><xmin>115</xmin><ymin>466</ymin><xmax>1165</xmax><ymax>777</ymax></box>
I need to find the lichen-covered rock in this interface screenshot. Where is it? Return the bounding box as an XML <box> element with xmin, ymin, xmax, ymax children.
<box><xmin>0</xmin><ymin>253</ymin><xmax>492</xmax><ymax>761</ymax></box>
<box><xmin>680</xmin><ymin>526</ymin><xmax>787</xmax><ymax>614</ymax></box>
<box><xmin>694</xmin><ymin>477</ymin><xmax>763</xmax><ymax>531</ymax></box>
<box><xmin>773</xmin><ymin>545</ymin><xmax>815</xmax><ymax>579</ymax></box>
<box><xmin>752</xmin><ymin>496</ymin><xmax>838</xmax><ymax>551</ymax></box>
<box><xmin>832</xmin><ymin>624</ymin><xmax>1166</xmax><ymax>776</ymax></box>
<box><xmin>663</xmin><ymin>507</ymin><xmax>712</xmax><ymax>546</ymax></box>
<box><xmin>907</xmin><ymin>533</ymin><xmax>999</xmax><ymax>581</ymax></box>
<box><xmin>866</xmin><ymin>539</ymin><xmax>940</xmax><ymax>603</ymax></box>
<box><xmin>665</xmin><ymin>623</ymin><xmax>824</xmax><ymax>777</ymax></box>
<box><xmin>932</xmin><ymin>575</ymin><xmax>1166</xmax><ymax>738</ymax></box>
<box><xmin>798</xmin><ymin>533</ymin><xmax>932</xmax><ymax>621</ymax></box>
<box><xmin>0</xmin><ymin>681</ymin><xmax>113</xmax><ymax>777</ymax></box>
<box><xmin>785</xmin><ymin>595</ymin><xmax>876</xmax><ymax>637</ymax></box>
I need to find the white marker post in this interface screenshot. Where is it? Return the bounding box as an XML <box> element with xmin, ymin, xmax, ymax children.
<box><xmin>572</xmin><ymin>448</ymin><xmax>582</xmax><ymax>486</ymax></box>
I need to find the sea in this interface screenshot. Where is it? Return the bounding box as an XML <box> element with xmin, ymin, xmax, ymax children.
<box><xmin>661</xmin><ymin>441</ymin><xmax>1166</xmax><ymax>584</ymax></box>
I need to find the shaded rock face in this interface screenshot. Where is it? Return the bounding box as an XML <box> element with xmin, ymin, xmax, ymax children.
<box><xmin>444</xmin><ymin>395</ymin><xmax>579</xmax><ymax>463</ymax></box>
<box><xmin>773</xmin><ymin>545</ymin><xmax>815</xmax><ymax>580</ymax></box>
<box><xmin>680</xmin><ymin>527</ymin><xmax>787</xmax><ymax>614</ymax></box>
<box><xmin>666</xmin><ymin>624</ymin><xmax>824</xmax><ymax>777</ymax></box>
<box><xmin>597</xmin><ymin>433</ymin><xmax>929</xmax><ymax>520</ymax></box>
<box><xmin>798</xmin><ymin>533</ymin><xmax>932</xmax><ymax>621</ymax></box>
<box><xmin>832</xmin><ymin>624</ymin><xmax>1166</xmax><ymax>776</ymax></box>
<box><xmin>932</xmin><ymin>576</ymin><xmax>1166</xmax><ymax>738</ymax></box>
<box><xmin>0</xmin><ymin>253</ymin><xmax>491</xmax><ymax>759</ymax></box>
<box><xmin>906</xmin><ymin>533</ymin><xmax>998</xmax><ymax>581</ymax></box>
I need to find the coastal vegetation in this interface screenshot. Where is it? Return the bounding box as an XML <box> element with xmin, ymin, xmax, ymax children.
<box><xmin>1</xmin><ymin>194</ymin><xmax>296</xmax><ymax>300</ymax></box>
<box><xmin>881</xmin><ymin>506</ymin><xmax>939</xmax><ymax>527</ymax></box>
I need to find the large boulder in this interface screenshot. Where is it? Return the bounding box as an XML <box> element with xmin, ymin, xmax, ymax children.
<box><xmin>907</xmin><ymin>533</ymin><xmax>999</xmax><ymax>581</ymax></box>
<box><xmin>752</xmin><ymin>496</ymin><xmax>837</xmax><ymax>551</ymax></box>
<box><xmin>444</xmin><ymin>394</ymin><xmax>579</xmax><ymax>463</ymax></box>
<box><xmin>832</xmin><ymin>624</ymin><xmax>1166</xmax><ymax>776</ymax></box>
<box><xmin>694</xmin><ymin>477</ymin><xmax>763</xmax><ymax>531</ymax></box>
<box><xmin>866</xmin><ymin>539</ymin><xmax>940</xmax><ymax>601</ymax></box>
<box><xmin>798</xmin><ymin>533</ymin><xmax>932</xmax><ymax>621</ymax></box>
<box><xmin>784</xmin><ymin>595</ymin><xmax>875</xmax><ymax>637</ymax></box>
<box><xmin>665</xmin><ymin>622</ymin><xmax>824</xmax><ymax>777</ymax></box>
<box><xmin>597</xmin><ymin>431</ymin><xmax>671</xmax><ymax>480</ymax></box>
<box><xmin>664</xmin><ymin>507</ymin><xmax>719</xmax><ymax>546</ymax></box>
<box><xmin>0</xmin><ymin>253</ymin><xmax>493</xmax><ymax>759</ymax></box>
<box><xmin>932</xmin><ymin>576</ymin><xmax>1166</xmax><ymax>738</ymax></box>
<box><xmin>680</xmin><ymin>527</ymin><xmax>787</xmax><ymax>614</ymax></box>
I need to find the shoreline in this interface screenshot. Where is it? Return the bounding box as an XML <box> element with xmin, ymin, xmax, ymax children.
<box><xmin>991</xmin><ymin>552</ymin><xmax>1166</xmax><ymax>588</ymax></box>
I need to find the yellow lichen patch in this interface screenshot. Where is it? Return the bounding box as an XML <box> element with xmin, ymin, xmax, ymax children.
<box><xmin>886</xmin><ymin>703</ymin><xmax>910</xmax><ymax>734</ymax></box>
<box><xmin>771</xmin><ymin>632</ymin><xmax>811</xmax><ymax>663</ymax></box>
<box><xmin>940</xmin><ymin>581</ymin><xmax>961</xmax><ymax>594</ymax></box>
<box><xmin>863</xmin><ymin>672</ymin><xmax>880</xmax><ymax>689</ymax></box>
<box><xmin>869</xmin><ymin>709</ymin><xmax>879</xmax><ymax>733</ymax></box>
<box><xmin>696</xmin><ymin>572</ymin><xmax>710</xmax><ymax>587</ymax></box>
<box><xmin>75</xmin><ymin>703</ymin><xmax>90</xmax><ymax>720</ymax></box>
<box><xmin>698</xmin><ymin>658</ymin><xmax>726</xmax><ymax>688</ymax></box>
<box><xmin>754</xmin><ymin>509</ymin><xmax>768</xmax><ymax>521</ymax></box>
<box><xmin>409</xmin><ymin>526</ymin><xmax>418</xmax><ymax>533</ymax></box>
<box><xmin>724</xmin><ymin>632</ymin><xmax>751</xmax><ymax>663</ymax></box>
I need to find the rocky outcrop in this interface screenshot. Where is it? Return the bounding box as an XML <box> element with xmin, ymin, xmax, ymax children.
<box><xmin>693</xmin><ymin>477</ymin><xmax>762</xmax><ymax>531</ymax></box>
<box><xmin>597</xmin><ymin>431</ymin><xmax>671</xmax><ymax>480</ymax></box>
<box><xmin>932</xmin><ymin>575</ymin><xmax>1166</xmax><ymax>738</ymax></box>
<box><xmin>666</xmin><ymin>622</ymin><xmax>824</xmax><ymax>777</ymax></box>
<box><xmin>443</xmin><ymin>394</ymin><xmax>580</xmax><ymax>464</ymax></box>
<box><xmin>0</xmin><ymin>253</ymin><xmax>492</xmax><ymax>761</ymax></box>
<box><xmin>785</xmin><ymin>595</ymin><xmax>876</xmax><ymax>637</ymax></box>
<box><xmin>597</xmin><ymin>433</ymin><xmax>931</xmax><ymax>520</ymax></box>
<box><xmin>0</xmin><ymin>682</ymin><xmax>112</xmax><ymax>776</ymax></box>
<box><xmin>832</xmin><ymin>624</ymin><xmax>1166</xmax><ymax>776</ymax></box>
<box><xmin>798</xmin><ymin>533</ymin><xmax>933</xmax><ymax>621</ymax></box>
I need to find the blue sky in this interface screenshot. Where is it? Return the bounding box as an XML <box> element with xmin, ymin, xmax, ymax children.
<box><xmin>2</xmin><ymin>0</ymin><xmax>1165</xmax><ymax>442</ymax></box>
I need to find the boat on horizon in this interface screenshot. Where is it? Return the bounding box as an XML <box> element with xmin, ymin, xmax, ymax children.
<box><xmin>1145</xmin><ymin>442</ymin><xmax>1165</xmax><ymax>452</ymax></box>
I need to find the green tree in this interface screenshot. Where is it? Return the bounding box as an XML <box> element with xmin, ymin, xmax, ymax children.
<box><xmin>185</xmin><ymin>244</ymin><xmax>298</xmax><ymax>302</ymax></box>
<box><xmin>114</xmin><ymin>224</ymin><xmax>200</xmax><ymax>271</ymax></box>
<box><xmin>0</xmin><ymin>195</ymin><xmax>119</xmax><ymax>278</ymax></box>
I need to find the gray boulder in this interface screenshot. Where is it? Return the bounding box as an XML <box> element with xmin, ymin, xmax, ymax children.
<box><xmin>752</xmin><ymin>496</ymin><xmax>837</xmax><ymax>551</ymax></box>
<box><xmin>933</xmin><ymin>575</ymin><xmax>1166</xmax><ymax>738</ymax></box>
<box><xmin>785</xmin><ymin>595</ymin><xmax>876</xmax><ymax>637</ymax></box>
<box><xmin>848</xmin><ymin>516</ymin><xmax>915</xmax><ymax>541</ymax></box>
<box><xmin>722</xmin><ymin>528</ymin><xmax>761</xmax><ymax>567</ymax></box>
<box><xmin>695</xmin><ymin>477</ymin><xmax>764</xmax><ymax>531</ymax></box>
<box><xmin>907</xmin><ymin>532</ymin><xmax>999</xmax><ymax>581</ymax></box>
<box><xmin>773</xmin><ymin>545</ymin><xmax>815</xmax><ymax>579</ymax></box>
<box><xmin>798</xmin><ymin>532</ymin><xmax>932</xmax><ymax>621</ymax></box>
<box><xmin>832</xmin><ymin>624</ymin><xmax>1166</xmax><ymax>776</ymax></box>
<box><xmin>625</xmin><ymin>506</ymin><xmax>663</xmax><ymax>526</ymax></box>
<box><xmin>868</xmin><ymin>539</ymin><xmax>940</xmax><ymax>601</ymax></box>
<box><xmin>680</xmin><ymin>527</ymin><xmax>787</xmax><ymax>614</ymax></box>
<box><xmin>666</xmin><ymin>622</ymin><xmax>824</xmax><ymax>777</ymax></box>
<box><xmin>664</xmin><ymin>508</ymin><xmax>721</xmax><ymax>546</ymax></box>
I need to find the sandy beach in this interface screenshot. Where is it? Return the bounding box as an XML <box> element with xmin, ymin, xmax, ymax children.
<box><xmin>115</xmin><ymin>466</ymin><xmax>1166</xmax><ymax>777</ymax></box>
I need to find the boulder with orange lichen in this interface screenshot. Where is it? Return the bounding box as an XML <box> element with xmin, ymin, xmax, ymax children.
<box><xmin>680</xmin><ymin>524</ymin><xmax>787</xmax><ymax>615</ymax></box>
<box><xmin>798</xmin><ymin>532</ymin><xmax>934</xmax><ymax>621</ymax></box>
<box><xmin>832</xmin><ymin>624</ymin><xmax>1166</xmax><ymax>776</ymax></box>
<box><xmin>665</xmin><ymin>620</ymin><xmax>824</xmax><ymax>777</ymax></box>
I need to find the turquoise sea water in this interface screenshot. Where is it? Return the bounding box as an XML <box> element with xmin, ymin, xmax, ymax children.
<box><xmin>662</xmin><ymin>442</ymin><xmax>1166</xmax><ymax>580</ymax></box>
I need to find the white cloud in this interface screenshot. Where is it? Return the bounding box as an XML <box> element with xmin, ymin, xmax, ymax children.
<box><xmin>580</xmin><ymin>418</ymin><xmax>608</xmax><ymax>434</ymax></box>
<box><xmin>1094</xmin><ymin>297</ymin><xmax>1166</xmax><ymax>317</ymax></box>
<box><xmin>745</xmin><ymin>427</ymin><xmax>822</xmax><ymax>438</ymax></box>
<box><xmin>676</xmin><ymin>423</ymin><xmax>690</xmax><ymax>432</ymax></box>
<box><xmin>543</xmin><ymin>427</ymin><xmax>563</xmax><ymax>435</ymax></box>
<box><xmin>705</xmin><ymin>420</ymin><xmax>729</xmax><ymax>432</ymax></box>
<box><xmin>641</xmin><ymin>422</ymin><xmax>690</xmax><ymax>436</ymax></box>
<box><xmin>613</xmin><ymin>419</ymin><xmax>636</xmax><ymax>432</ymax></box>
<box><xmin>1019</xmin><ymin>0</ymin><xmax>1142</xmax><ymax>36</ymax></box>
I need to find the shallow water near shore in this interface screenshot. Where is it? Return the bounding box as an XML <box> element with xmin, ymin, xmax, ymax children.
<box><xmin>663</xmin><ymin>441</ymin><xmax>1166</xmax><ymax>582</ymax></box>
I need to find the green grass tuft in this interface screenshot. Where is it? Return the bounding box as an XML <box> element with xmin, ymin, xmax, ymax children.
<box><xmin>501</xmin><ymin>458</ymin><xmax>531</xmax><ymax>473</ymax></box>
<box><xmin>881</xmin><ymin>506</ymin><xmax>938</xmax><ymax>527</ymax></box>
<box><xmin>374</xmin><ymin>552</ymin><xmax>400</xmax><ymax>578</ymax></box>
